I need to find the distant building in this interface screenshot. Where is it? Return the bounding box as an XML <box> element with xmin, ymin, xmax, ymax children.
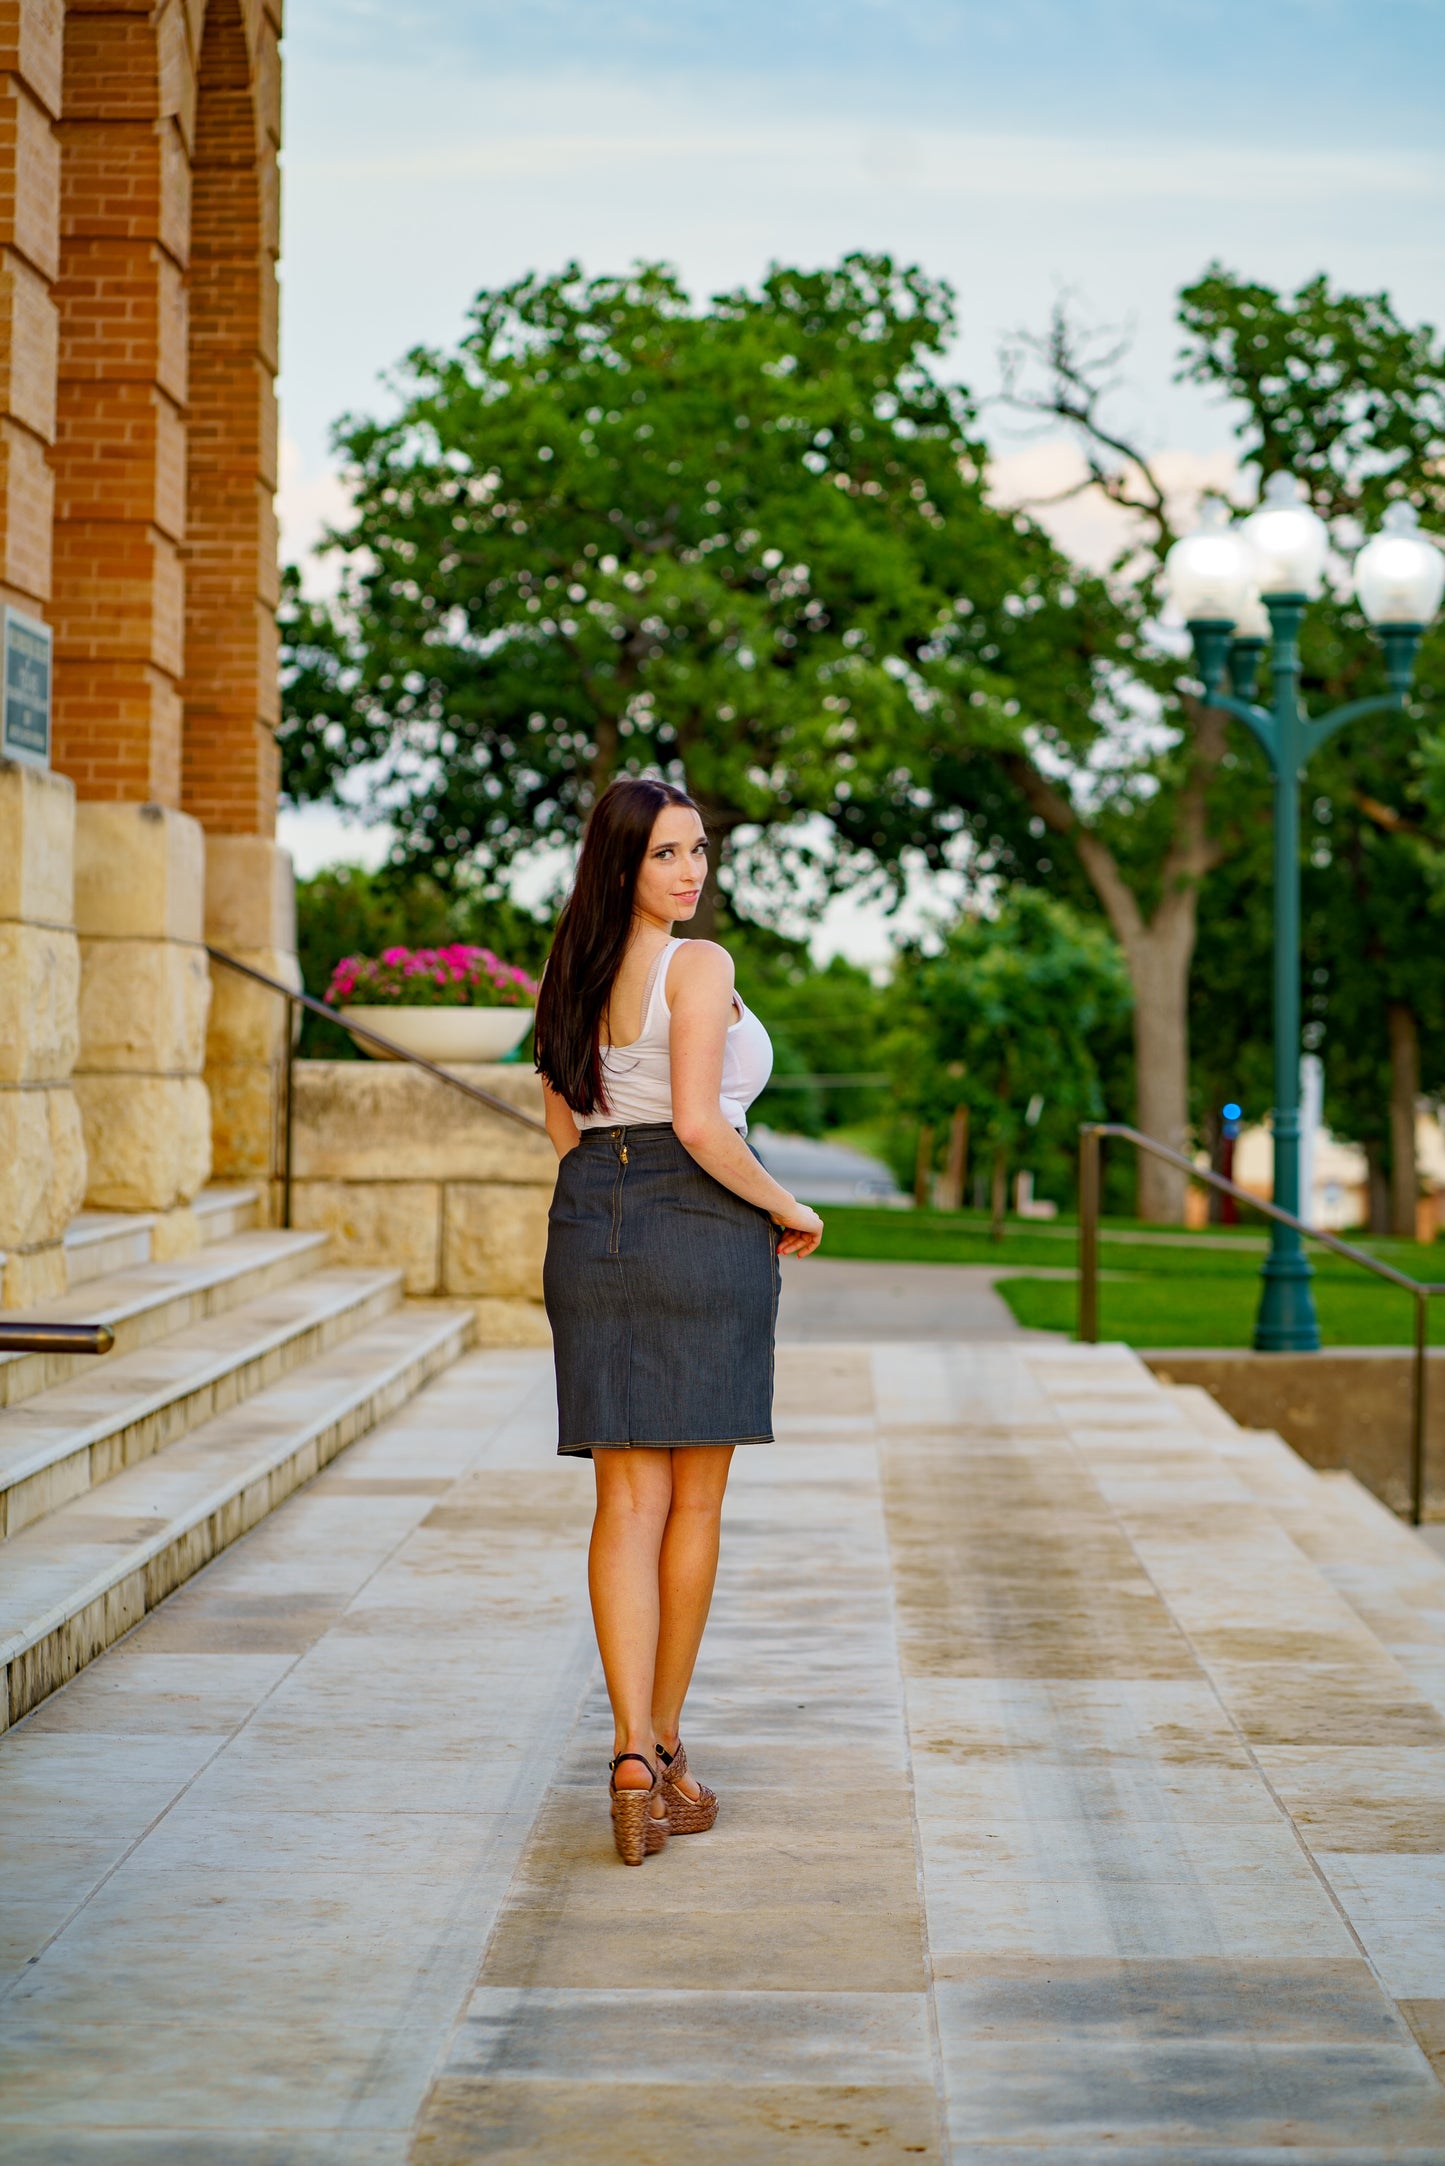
<box><xmin>1222</xmin><ymin>1116</ymin><xmax>1444</xmax><ymax>1242</ymax></box>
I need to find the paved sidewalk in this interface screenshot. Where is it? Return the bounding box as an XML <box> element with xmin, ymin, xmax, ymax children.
<box><xmin>778</xmin><ymin>1255</ymin><xmax>1056</xmax><ymax>1340</ymax></box>
<box><xmin>3</xmin><ymin>1338</ymin><xmax>1445</xmax><ymax>2160</ymax></box>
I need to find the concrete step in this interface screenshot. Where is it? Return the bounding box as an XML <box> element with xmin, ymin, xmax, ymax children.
<box><xmin>0</xmin><ymin>1300</ymin><xmax>474</xmax><ymax>1729</ymax></box>
<box><xmin>1241</xmin><ymin>1457</ymin><xmax>1445</xmax><ymax>1715</ymax></box>
<box><xmin>1159</xmin><ymin>1378</ymin><xmax>1445</xmax><ymax>1715</ymax></box>
<box><xmin>1037</xmin><ymin>1342</ymin><xmax>1445</xmax><ymax>1754</ymax></box>
<box><xmin>1164</xmin><ymin>1382</ymin><xmax>1326</xmax><ymax>1503</ymax></box>
<box><xmin>0</xmin><ymin>1265</ymin><xmax>404</xmax><ymax>1539</ymax></box>
<box><xmin>61</xmin><ymin>1185</ymin><xmax>260</xmax><ymax>1288</ymax></box>
<box><xmin>0</xmin><ymin>1227</ymin><xmax>328</xmax><ymax>1410</ymax></box>
<box><xmin>62</xmin><ymin>1210</ymin><xmax>154</xmax><ymax>1289</ymax></box>
<box><xmin>192</xmin><ymin>1185</ymin><xmax>261</xmax><ymax>1246</ymax></box>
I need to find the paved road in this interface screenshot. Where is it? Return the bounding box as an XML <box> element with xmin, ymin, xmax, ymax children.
<box><xmin>778</xmin><ymin>1254</ymin><xmax>1057</xmax><ymax>1340</ymax></box>
<box><xmin>749</xmin><ymin>1126</ymin><xmax>902</xmax><ymax>1206</ymax></box>
<box><xmin>3</xmin><ymin>1340</ymin><xmax>1445</xmax><ymax>2160</ymax></box>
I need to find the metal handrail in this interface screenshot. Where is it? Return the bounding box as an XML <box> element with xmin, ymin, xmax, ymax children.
<box><xmin>0</xmin><ymin>1321</ymin><xmax>114</xmax><ymax>1356</ymax></box>
<box><xmin>1078</xmin><ymin>1122</ymin><xmax>1445</xmax><ymax>1526</ymax></box>
<box><xmin>206</xmin><ymin>946</ymin><xmax>549</xmax><ymax>1232</ymax></box>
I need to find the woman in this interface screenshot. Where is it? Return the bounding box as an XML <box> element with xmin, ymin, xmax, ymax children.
<box><xmin>535</xmin><ymin>776</ymin><xmax>825</xmax><ymax>1865</ymax></box>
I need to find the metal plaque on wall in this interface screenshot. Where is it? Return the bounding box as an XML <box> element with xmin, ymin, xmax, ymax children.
<box><xmin>3</xmin><ymin>607</ymin><xmax>52</xmax><ymax>768</ymax></box>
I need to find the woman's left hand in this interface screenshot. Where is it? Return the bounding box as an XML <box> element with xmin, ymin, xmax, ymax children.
<box><xmin>772</xmin><ymin>1200</ymin><xmax>824</xmax><ymax>1258</ymax></box>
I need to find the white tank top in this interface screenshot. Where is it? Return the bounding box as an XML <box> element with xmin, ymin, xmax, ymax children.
<box><xmin>576</xmin><ymin>939</ymin><xmax>773</xmax><ymax>1136</ymax></box>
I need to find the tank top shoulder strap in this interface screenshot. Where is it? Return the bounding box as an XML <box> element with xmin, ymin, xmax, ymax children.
<box><xmin>640</xmin><ymin>939</ymin><xmax>681</xmax><ymax>1037</ymax></box>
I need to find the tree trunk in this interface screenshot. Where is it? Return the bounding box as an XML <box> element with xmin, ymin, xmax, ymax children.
<box><xmin>587</xmin><ymin>714</ymin><xmax>619</xmax><ymax>804</ymax></box>
<box><xmin>676</xmin><ymin>791</ymin><xmax>736</xmax><ymax>942</ymax></box>
<box><xmin>914</xmin><ymin>1124</ymin><xmax>934</xmax><ymax>1209</ymax></box>
<box><xmin>1003</xmin><ymin>708</ymin><xmax>1223</xmax><ymax>1229</ymax></box>
<box><xmin>1387</xmin><ymin>1001</ymin><xmax>1420</xmax><ymax>1239</ymax></box>
<box><xmin>1120</xmin><ymin>914</ymin><xmax>1196</xmax><ymax>1224</ymax></box>
<box><xmin>1366</xmin><ymin>1139</ymin><xmax>1390</xmax><ymax>1235</ymax></box>
<box><xmin>938</xmin><ymin>1105</ymin><xmax>969</xmax><ymax>1212</ymax></box>
<box><xmin>990</xmin><ymin>1143</ymin><xmax>1007</xmax><ymax>1244</ymax></box>
<box><xmin>682</xmin><ymin>879</ymin><xmax>720</xmax><ymax>941</ymax></box>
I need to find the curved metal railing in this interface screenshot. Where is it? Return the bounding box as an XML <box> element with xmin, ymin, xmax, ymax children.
<box><xmin>206</xmin><ymin>947</ymin><xmax>549</xmax><ymax>1231</ymax></box>
<box><xmin>1078</xmin><ymin>1122</ymin><xmax>1445</xmax><ymax>1526</ymax></box>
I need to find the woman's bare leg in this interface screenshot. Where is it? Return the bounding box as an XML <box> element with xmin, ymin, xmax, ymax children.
<box><xmin>652</xmin><ymin>1443</ymin><xmax>734</xmax><ymax>1792</ymax></box>
<box><xmin>590</xmin><ymin>1449</ymin><xmax>674</xmax><ymax>1800</ymax></box>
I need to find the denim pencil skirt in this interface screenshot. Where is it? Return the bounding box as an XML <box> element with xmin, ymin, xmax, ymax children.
<box><xmin>544</xmin><ymin>1122</ymin><xmax>781</xmax><ymax>1457</ymax></box>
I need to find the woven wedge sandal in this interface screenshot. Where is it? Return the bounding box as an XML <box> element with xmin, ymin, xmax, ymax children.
<box><xmin>609</xmin><ymin>1754</ymin><xmax>670</xmax><ymax>1866</ymax></box>
<box><xmin>655</xmin><ymin>1739</ymin><xmax>719</xmax><ymax>1834</ymax></box>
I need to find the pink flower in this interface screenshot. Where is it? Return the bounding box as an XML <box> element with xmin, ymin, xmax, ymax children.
<box><xmin>321</xmin><ymin>939</ymin><xmax>536</xmax><ymax>1011</ymax></box>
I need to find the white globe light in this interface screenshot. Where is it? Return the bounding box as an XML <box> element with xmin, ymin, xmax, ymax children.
<box><xmin>1353</xmin><ymin>501</ymin><xmax>1445</xmax><ymax>627</ymax></box>
<box><xmin>1240</xmin><ymin>471</ymin><xmax>1330</xmax><ymax>598</ymax></box>
<box><xmin>1163</xmin><ymin>498</ymin><xmax>1255</xmax><ymax>625</ymax></box>
<box><xmin>1232</xmin><ymin>591</ymin><xmax>1272</xmax><ymax>642</ymax></box>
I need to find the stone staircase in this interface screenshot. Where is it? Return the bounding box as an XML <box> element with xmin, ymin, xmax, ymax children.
<box><xmin>1162</xmin><ymin>1375</ymin><xmax>1445</xmax><ymax>1718</ymax></box>
<box><xmin>1047</xmin><ymin>1352</ymin><xmax>1445</xmax><ymax>1708</ymax></box>
<box><xmin>0</xmin><ymin>1186</ymin><xmax>473</xmax><ymax>1730</ymax></box>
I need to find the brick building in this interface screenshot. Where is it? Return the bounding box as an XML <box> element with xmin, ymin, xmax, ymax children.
<box><xmin>1</xmin><ymin>0</ymin><xmax>295</xmax><ymax>1306</ymax></box>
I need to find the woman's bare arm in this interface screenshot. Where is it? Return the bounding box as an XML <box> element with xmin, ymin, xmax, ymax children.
<box><xmin>541</xmin><ymin>1078</ymin><xmax>581</xmax><ymax>1160</ymax></box>
<box><xmin>668</xmin><ymin>943</ymin><xmax>822</xmax><ymax>1256</ymax></box>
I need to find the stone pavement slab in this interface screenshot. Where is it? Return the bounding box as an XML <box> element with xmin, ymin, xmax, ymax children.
<box><xmin>2</xmin><ymin>1334</ymin><xmax>1445</xmax><ymax>2160</ymax></box>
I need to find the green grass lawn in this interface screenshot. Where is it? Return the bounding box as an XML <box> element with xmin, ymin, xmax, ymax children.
<box><xmin>817</xmin><ymin>1203</ymin><xmax>1445</xmax><ymax>1348</ymax></box>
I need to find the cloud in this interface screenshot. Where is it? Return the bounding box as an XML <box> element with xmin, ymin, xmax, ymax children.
<box><xmin>288</xmin><ymin>107</ymin><xmax>1439</xmax><ymax>210</ymax></box>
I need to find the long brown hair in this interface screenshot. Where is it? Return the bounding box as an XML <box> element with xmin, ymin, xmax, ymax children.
<box><xmin>535</xmin><ymin>775</ymin><xmax>702</xmax><ymax>1114</ymax></box>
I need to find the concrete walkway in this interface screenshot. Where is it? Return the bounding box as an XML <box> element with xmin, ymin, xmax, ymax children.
<box><xmin>3</xmin><ymin>1338</ymin><xmax>1445</xmax><ymax>2160</ymax></box>
<box><xmin>778</xmin><ymin>1255</ymin><xmax>1057</xmax><ymax>1340</ymax></box>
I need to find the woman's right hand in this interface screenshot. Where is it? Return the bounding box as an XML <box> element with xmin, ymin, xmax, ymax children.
<box><xmin>772</xmin><ymin>1198</ymin><xmax>824</xmax><ymax>1258</ymax></box>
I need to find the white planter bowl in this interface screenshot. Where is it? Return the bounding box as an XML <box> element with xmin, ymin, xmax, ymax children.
<box><xmin>339</xmin><ymin>1005</ymin><xmax>534</xmax><ymax>1066</ymax></box>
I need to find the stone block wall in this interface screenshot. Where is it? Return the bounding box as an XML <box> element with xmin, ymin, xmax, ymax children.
<box><xmin>0</xmin><ymin>760</ymin><xmax>85</xmax><ymax>1306</ymax></box>
<box><xmin>290</xmin><ymin>1062</ymin><xmax>554</xmax><ymax>1345</ymax></box>
<box><xmin>204</xmin><ymin>832</ymin><xmax>298</xmax><ymax>1216</ymax></box>
<box><xmin>72</xmin><ymin>800</ymin><xmax>211</xmax><ymax>1251</ymax></box>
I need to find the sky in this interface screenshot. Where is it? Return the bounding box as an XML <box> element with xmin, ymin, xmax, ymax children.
<box><xmin>274</xmin><ymin>0</ymin><xmax>1445</xmax><ymax>942</ymax></box>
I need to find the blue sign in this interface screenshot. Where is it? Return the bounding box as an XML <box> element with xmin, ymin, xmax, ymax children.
<box><xmin>3</xmin><ymin>608</ymin><xmax>51</xmax><ymax>768</ymax></box>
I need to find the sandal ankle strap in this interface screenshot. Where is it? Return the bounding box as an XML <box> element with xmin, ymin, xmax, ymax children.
<box><xmin>609</xmin><ymin>1752</ymin><xmax>655</xmax><ymax>1780</ymax></box>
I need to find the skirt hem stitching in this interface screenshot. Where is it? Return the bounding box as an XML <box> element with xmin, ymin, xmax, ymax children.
<box><xmin>558</xmin><ymin>1432</ymin><xmax>773</xmax><ymax>1456</ymax></box>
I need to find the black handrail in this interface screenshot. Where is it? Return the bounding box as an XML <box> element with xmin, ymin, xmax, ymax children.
<box><xmin>1078</xmin><ymin>1122</ymin><xmax>1445</xmax><ymax>1527</ymax></box>
<box><xmin>0</xmin><ymin>1321</ymin><xmax>114</xmax><ymax>1356</ymax></box>
<box><xmin>206</xmin><ymin>946</ymin><xmax>549</xmax><ymax>1232</ymax></box>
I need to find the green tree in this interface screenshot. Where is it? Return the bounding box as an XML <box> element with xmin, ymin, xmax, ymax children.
<box><xmin>1176</xmin><ymin>267</ymin><xmax>1445</xmax><ymax>1232</ymax></box>
<box><xmin>989</xmin><ymin>274</ymin><xmax>1445</xmax><ymax>1225</ymax></box>
<box><xmin>279</xmin><ymin>255</ymin><xmax>1118</xmax><ymax>937</ymax></box>
<box><xmin>886</xmin><ymin>892</ymin><xmax>1132</xmax><ymax>1237</ymax></box>
<box><xmin>980</xmin><ymin>309</ymin><xmax>1249</xmax><ymax>1221</ymax></box>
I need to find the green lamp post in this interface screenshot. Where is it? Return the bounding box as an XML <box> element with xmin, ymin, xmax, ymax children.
<box><xmin>1164</xmin><ymin>476</ymin><xmax>1444</xmax><ymax>1353</ymax></box>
